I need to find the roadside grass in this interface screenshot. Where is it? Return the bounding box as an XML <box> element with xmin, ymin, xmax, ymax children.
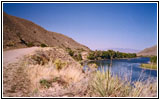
<box><xmin>25</xmin><ymin>48</ymin><xmax>85</xmax><ymax>91</ymax></box>
<box><xmin>87</xmin><ymin>71</ymin><xmax>157</xmax><ymax>97</ymax></box>
<box><xmin>141</xmin><ymin>63</ymin><xmax>157</xmax><ymax>70</ymax></box>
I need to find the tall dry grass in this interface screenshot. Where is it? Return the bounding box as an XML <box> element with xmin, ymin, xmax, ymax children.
<box><xmin>24</xmin><ymin>47</ymin><xmax>85</xmax><ymax>91</ymax></box>
<box><xmin>87</xmin><ymin>70</ymin><xmax>157</xmax><ymax>97</ymax></box>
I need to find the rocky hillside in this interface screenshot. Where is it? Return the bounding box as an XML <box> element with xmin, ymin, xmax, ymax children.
<box><xmin>137</xmin><ymin>45</ymin><xmax>157</xmax><ymax>56</ymax></box>
<box><xmin>3</xmin><ymin>12</ymin><xmax>90</xmax><ymax>51</ymax></box>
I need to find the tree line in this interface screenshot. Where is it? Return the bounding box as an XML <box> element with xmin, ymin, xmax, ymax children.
<box><xmin>150</xmin><ymin>56</ymin><xmax>157</xmax><ymax>64</ymax></box>
<box><xmin>87</xmin><ymin>50</ymin><xmax>137</xmax><ymax>60</ymax></box>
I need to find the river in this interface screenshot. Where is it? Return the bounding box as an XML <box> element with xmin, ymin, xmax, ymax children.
<box><xmin>84</xmin><ymin>57</ymin><xmax>157</xmax><ymax>82</ymax></box>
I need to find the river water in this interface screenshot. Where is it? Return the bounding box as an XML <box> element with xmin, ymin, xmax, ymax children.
<box><xmin>84</xmin><ymin>57</ymin><xmax>157</xmax><ymax>82</ymax></box>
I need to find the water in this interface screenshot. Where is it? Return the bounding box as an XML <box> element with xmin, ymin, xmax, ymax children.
<box><xmin>84</xmin><ymin>57</ymin><xmax>157</xmax><ymax>82</ymax></box>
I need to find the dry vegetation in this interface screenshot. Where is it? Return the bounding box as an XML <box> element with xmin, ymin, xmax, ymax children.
<box><xmin>3</xmin><ymin>47</ymin><xmax>157</xmax><ymax>97</ymax></box>
<box><xmin>87</xmin><ymin>71</ymin><xmax>157</xmax><ymax>97</ymax></box>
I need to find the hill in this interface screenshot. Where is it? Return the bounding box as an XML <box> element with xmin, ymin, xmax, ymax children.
<box><xmin>3</xmin><ymin>12</ymin><xmax>90</xmax><ymax>51</ymax></box>
<box><xmin>137</xmin><ymin>45</ymin><xmax>157</xmax><ymax>56</ymax></box>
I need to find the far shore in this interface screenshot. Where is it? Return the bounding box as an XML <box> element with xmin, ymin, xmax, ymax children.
<box><xmin>80</xmin><ymin>57</ymin><xmax>146</xmax><ymax>65</ymax></box>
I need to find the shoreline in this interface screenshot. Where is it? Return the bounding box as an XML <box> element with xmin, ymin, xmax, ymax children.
<box><xmin>81</xmin><ymin>57</ymin><xmax>145</xmax><ymax>63</ymax></box>
<box><xmin>140</xmin><ymin>63</ymin><xmax>157</xmax><ymax>70</ymax></box>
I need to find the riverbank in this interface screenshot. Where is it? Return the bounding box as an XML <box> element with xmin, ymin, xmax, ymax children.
<box><xmin>3</xmin><ymin>47</ymin><xmax>157</xmax><ymax>97</ymax></box>
<box><xmin>141</xmin><ymin>63</ymin><xmax>157</xmax><ymax>70</ymax></box>
<box><xmin>80</xmin><ymin>57</ymin><xmax>143</xmax><ymax>65</ymax></box>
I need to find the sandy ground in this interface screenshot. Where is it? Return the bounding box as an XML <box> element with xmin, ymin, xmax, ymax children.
<box><xmin>3</xmin><ymin>47</ymin><xmax>39</xmax><ymax>66</ymax></box>
<box><xmin>3</xmin><ymin>47</ymin><xmax>39</xmax><ymax>97</ymax></box>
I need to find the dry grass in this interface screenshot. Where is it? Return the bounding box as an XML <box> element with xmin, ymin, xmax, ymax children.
<box><xmin>87</xmin><ymin>71</ymin><xmax>157</xmax><ymax>97</ymax></box>
<box><xmin>24</xmin><ymin>47</ymin><xmax>85</xmax><ymax>92</ymax></box>
<box><xmin>19</xmin><ymin>47</ymin><xmax>157</xmax><ymax>97</ymax></box>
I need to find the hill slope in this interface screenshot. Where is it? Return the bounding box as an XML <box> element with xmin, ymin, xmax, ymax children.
<box><xmin>137</xmin><ymin>45</ymin><xmax>157</xmax><ymax>56</ymax></box>
<box><xmin>3</xmin><ymin>12</ymin><xmax>90</xmax><ymax>51</ymax></box>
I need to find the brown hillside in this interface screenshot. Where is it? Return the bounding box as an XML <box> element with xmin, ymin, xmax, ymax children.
<box><xmin>3</xmin><ymin>12</ymin><xmax>90</xmax><ymax>51</ymax></box>
<box><xmin>137</xmin><ymin>45</ymin><xmax>157</xmax><ymax>56</ymax></box>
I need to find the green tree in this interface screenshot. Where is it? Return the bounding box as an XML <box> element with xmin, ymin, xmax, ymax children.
<box><xmin>151</xmin><ymin>56</ymin><xmax>157</xmax><ymax>64</ymax></box>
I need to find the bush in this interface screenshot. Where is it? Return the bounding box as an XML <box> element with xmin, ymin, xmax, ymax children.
<box><xmin>39</xmin><ymin>79</ymin><xmax>51</xmax><ymax>88</ymax></box>
<box><xmin>54</xmin><ymin>59</ymin><xmax>66</xmax><ymax>70</ymax></box>
<box><xmin>150</xmin><ymin>56</ymin><xmax>157</xmax><ymax>64</ymax></box>
<box><xmin>88</xmin><ymin>71</ymin><xmax>157</xmax><ymax>97</ymax></box>
<box><xmin>66</xmin><ymin>48</ymin><xmax>74</xmax><ymax>56</ymax></box>
<box><xmin>73</xmin><ymin>53</ymin><xmax>82</xmax><ymax>61</ymax></box>
<box><xmin>27</xmin><ymin>42</ymin><xmax>34</xmax><ymax>47</ymax></box>
<box><xmin>6</xmin><ymin>41</ymin><xmax>15</xmax><ymax>47</ymax></box>
<box><xmin>66</xmin><ymin>48</ymin><xmax>83</xmax><ymax>61</ymax></box>
<box><xmin>41</xmin><ymin>43</ymin><xmax>48</xmax><ymax>47</ymax></box>
<box><xmin>31</xmin><ymin>51</ymin><xmax>50</xmax><ymax>65</ymax></box>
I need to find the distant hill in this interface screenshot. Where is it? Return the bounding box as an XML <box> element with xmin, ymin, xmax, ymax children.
<box><xmin>3</xmin><ymin>12</ymin><xmax>90</xmax><ymax>51</ymax></box>
<box><xmin>137</xmin><ymin>45</ymin><xmax>157</xmax><ymax>56</ymax></box>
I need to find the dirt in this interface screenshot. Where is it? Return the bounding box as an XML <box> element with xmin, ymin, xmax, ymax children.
<box><xmin>3</xmin><ymin>47</ymin><xmax>38</xmax><ymax>66</ymax></box>
<box><xmin>3</xmin><ymin>47</ymin><xmax>39</xmax><ymax>97</ymax></box>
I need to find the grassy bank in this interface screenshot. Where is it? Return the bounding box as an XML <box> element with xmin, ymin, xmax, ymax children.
<box><xmin>141</xmin><ymin>63</ymin><xmax>157</xmax><ymax>70</ymax></box>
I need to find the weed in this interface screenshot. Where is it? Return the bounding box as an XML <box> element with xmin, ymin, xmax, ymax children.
<box><xmin>39</xmin><ymin>79</ymin><xmax>51</xmax><ymax>88</ymax></box>
<box><xmin>27</xmin><ymin>42</ymin><xmax>34</xmax><ymax>47</ymax></box>
<box><xmin>41</xmin><ymin>43</ymin><xmax>48</xmax><ymax>47</ymax></box>
<box><xmin>54</xmin><ymin>59</ymin><xmax>66</xmax><ymax>71</ymax></box>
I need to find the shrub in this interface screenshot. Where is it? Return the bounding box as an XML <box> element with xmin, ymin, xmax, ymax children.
<box><xmin>73</xmin><ymin>53</ymin><xmax>83</xmax><ymax>61</ymax></box>
<box><xmin>150</xmin><ymin>56</ymin><xmax>157</xmax><ymax>64</ymax></box>
<box><xmin>66</xmin><ymin>48</ymin><xmax>74</xmax><ymax>56</ymax></box>
<box><xmin>27</xmin><ymin>42</ymin><xmax>34</xmax><ymax>47</ymax></box>
<box><xmin>41</xmin><ymin>43</ymin><xmax>48</xmax><ymax>47</ymax></box>
<box><xmin>6</xmin><ymin>41</ymin><xmax>15</xmax><ymax>47</ymax></box>
<box><xmin>54</xmin><ymin>59</ymin><xmax>66</xmax><ymax>71</ymax></box>
<box><xmin>39</xmin><ymin>79</ymin><xmax>51</xmax><ymax>88</ymax></box>
<box><xmin>88</xmin><ymin>71</ymin><xmax>157</xmax><ymax>97</ymax></box>
<box><xmin>30</xmin><ymin>50</ymin><xmax>50</xmax><ymax>65</ymax></box>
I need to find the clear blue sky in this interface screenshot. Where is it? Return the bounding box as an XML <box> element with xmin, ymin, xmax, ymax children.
<box><xmin>3</xmin><ymin>3</ymin><xmax>157</xmax><ymax>50</ymax></box>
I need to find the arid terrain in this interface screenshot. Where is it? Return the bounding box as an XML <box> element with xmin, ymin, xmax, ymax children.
<box><xmin>3</xmin><ymin>12</ymin><xmax>157</xmax><ymax>97</ymax></box>
<box><xmin>3</xmin><ymin>47</ymin><xmax>92</xmax><ymax>97</ymax></box>
<box><xmin>137</xmin><ymin>45</ymin><xmax>157</xmax><ymax>56</ymax></box>
<box><xmin>3</xmin><ymin>12</ymin><xmax>91</xmax><ymax>97</ymax></box>
<box><xmin>3</xmin><ymin>12</ymin><xmax>90</xmax><ymax>51</ymax></box>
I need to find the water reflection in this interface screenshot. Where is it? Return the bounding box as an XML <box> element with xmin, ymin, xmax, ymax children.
<box><xmin>85</xmin><ymin>57</ymin><xmax>157</xmax><ymax>82</ymax></box>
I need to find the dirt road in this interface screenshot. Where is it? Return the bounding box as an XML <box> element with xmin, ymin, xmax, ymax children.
<box><xmin>3</xmin><ymin>47</ymin><xmax>39</xmax><ymax>97</ymax></box>
<box><xmin>3</xmin><ymin>47</ymin><xmax>39</xmax><ymax>66</ymax></box>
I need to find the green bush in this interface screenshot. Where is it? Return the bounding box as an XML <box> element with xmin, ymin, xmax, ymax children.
<box><xmin>27</xmin><ymin>42</ymin><xmax>34</xmax><ymax>47</ymax></box>
<box><xmin>66</xmin><ymin>48</ymin><xmax>82</xmax><ymax>61</ymax></box>
<box><xmin>150</xmin><ymin>56</ymin><xmax>157</xmax><ymax>64</ymax></box>
<box><xmin>41</xmin><ymin>43</ymin><xmax>48</xmax><ymax>47</ymax></box>
<box><xmin>74</xmin><ymin>53</ymin><xmax>82</xmax><ymax>61</ymax></box>
<box><xmin>40</xmin><ymin>79</ymin><xmax>51</xmax><ymax>88</ymax></box>
<box><xmin>66</xmin><ymin>48</ymin><xmax>74</xmax><ymax>56</ymax></box>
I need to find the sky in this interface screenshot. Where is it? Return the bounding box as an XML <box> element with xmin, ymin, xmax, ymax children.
<box><xmin>3</xmin><ymin>3</ymin><xmax>157</xmax><ymax>50</ymax></box>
